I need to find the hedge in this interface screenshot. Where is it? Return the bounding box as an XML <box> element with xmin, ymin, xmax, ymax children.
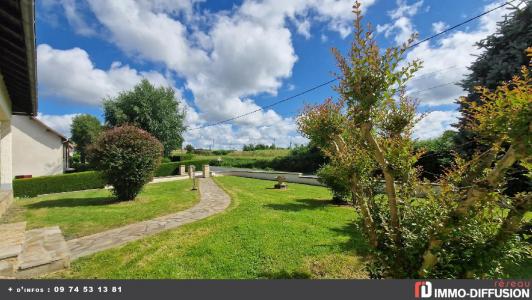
<box><xmin>14</xmin><ymin>157</ymin><xmax>294</xmax><ymax>197</ymax></box>
<box><xmin>13</xmin><ymin>171</ymin><xmax>106</xmax><ymax>198</ymax></box>
<box><xmin>154</xmin><ymin>159</ymin><xmax>213</xmax><ymax>177</ymax></box>
<box><xmin>209</xmin><ymin>157</ymin><xmax>273</xmax><ymax>169</ymax></box>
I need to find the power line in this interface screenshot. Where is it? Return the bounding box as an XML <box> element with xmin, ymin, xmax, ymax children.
<box><xmin>190</xmin><ymin>78</ymin><xmax>336</xmax><ymax>130</ymax></box>
<box><xmin>189</xmin><ymin>0</ymin><xmax>515</xmax><ymax>131</ymax></box>
<box><xmin>408</xmin><ymin>0</ymin><xmax>517</xmax><ymax>49</ymax></box>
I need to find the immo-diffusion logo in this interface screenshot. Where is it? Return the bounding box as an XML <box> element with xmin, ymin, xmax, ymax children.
<box><xmin>415</xmin><ymin>281</ymin><xmax>432</xmax><ymax>298</ymax></box>
<box><xmin>414</xmin><ymin>280</ymin><xmax>530</xmax><ymax>299</ymax></box>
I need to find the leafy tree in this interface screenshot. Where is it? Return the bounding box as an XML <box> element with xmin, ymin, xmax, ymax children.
<box><xmin>298</xmin><ymin>1</ymin><xmax>422</xmax><ymax>277</ymax></box>
<box><xmin>298</xmin><ymin>1</ymin><xmax>530</xmax><ymax>278</ymax></box>
<box><xmin>185</xmin><ymin>144</ymin><xmax>195</xmax><ymax>153</ymax></box>
<box><xmin>414</xmin><ymin>130</ymin><xmax>457</xmax><ymax>180</ymax></box>
<box><xmin>88</xmin><ymin>125</ymin><xmax>163</xmax><ymax>201</ymax></box>
<box><xmin>457</xmin><ymin>3</ymin><xmax>532</xmax><ymax>196</ymax></box>
<box><xmin>70</xmin><ymin>114</ymin><xmax>102</xmax><ymax>164</ymax></box>
<box><xmin>420</xmin><ymin>53</ymin><xmax>531</xmax><ymax>277</ymax></box>
<box><xmin>103</xmin><ymin>79</ymin><xmax>186</xmax><ymax>156</ymax></box>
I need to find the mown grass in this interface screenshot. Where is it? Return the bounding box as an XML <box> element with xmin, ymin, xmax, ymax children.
<box><xmin>1</xmin><ymin>180</ymin><xmax>199</xmax><ymax>239</ymax></box>
<box><xmin>48</xmin><ymin>176</ymin><xmax>368</xmax><ymax>279</ymax></box>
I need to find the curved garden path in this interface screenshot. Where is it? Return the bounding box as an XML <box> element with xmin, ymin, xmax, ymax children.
<box><xmin>67</xmin><ymin>177</ymin><xmax>231</xmax><ymax>260</ymax></box>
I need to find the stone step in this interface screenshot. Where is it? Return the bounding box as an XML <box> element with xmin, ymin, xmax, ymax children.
<box><xmin>0</xmin><ymin>258</ymin><xmax>16</xmax><ymax>278</ymax></box>
<box><xmin>0</xmin><ymin>222</ymin><xmax>26</xmax><ymax>260</ymax></box>
<box><xmin>15</xmin><ymin>226</ymin><xmax>70</xmax><ymax>278</ymax></box>
<box><xmin>0</xmin><ymin>190</ymin><xmax>13</xmax><ymax>218</ymax></box>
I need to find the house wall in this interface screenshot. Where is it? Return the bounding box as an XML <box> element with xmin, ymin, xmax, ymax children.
<box><xmin>11</xmin><ymin>115</ymin><xmax>65</xmax><ymax>177</ymax></box>
<box><xmin>0</xmin><ymin>73</ymin><xmax>13</xmax><ymax>192</ymax></box>
<box><xmin>0</xmin><ymin>73</ymin><xmax>13</xmax><ymax>216</ymax></box>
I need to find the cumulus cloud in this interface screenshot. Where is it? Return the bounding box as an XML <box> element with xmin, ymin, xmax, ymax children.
<box><xmin>36</xmin><ymin>113</ymin><xmax>80</xmax><ymax>138</ymax></box>
<box><xmin>377</xmin><ymin>0</ymin><xmax>424</xmax><ymax>45</ymax></box>
<box><xmin>40</xmin><ymin>0</ymin><xmax>97</xmax><ymax>36</ymax></box>
<box><xmin>81</xmin><ymin>0</ymin><xmax>376</xmax><ymax>148</ymax></box>
<box><xmin>413</xmin><ymin>110</ymin><xmax>460</xmax><ymax>140</ymax></box>
<box><xmin>50</xmin><ymin>0</ymin><xmax>513</xmax><ymax>148</ymax></box>
<box><xmin>37</xmin><ymin>44</ymin><xmax>177</xmax><ymax>105</ymax></box>
<box><xmin>405</xmin><ymin>1</ymin><xmax>511</xmax><ymax>107</ymax></box>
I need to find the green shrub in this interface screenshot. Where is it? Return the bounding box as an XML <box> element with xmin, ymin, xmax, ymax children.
<box><xmin>169</xmin><ymin>153</ymin><xmax>194</xmax><ymax>162</ymax></box>
<box><xmin>270</xmin><ymin>145</ymin><xmax>326</xmax><ymax>173</ymax></box>
<box><xmin>13</xmin><ymin>171</ymin><xmax>105</xmax><ymax>198</ymax></box>
<box><xmin>316</xmin><ymin>164</ymin><xmax>350</xmax><ymax>203</ymax></box>
<box><xmin>212</xmin><ymin>150</ymin><xmax>233</xmax><ymax>155</ymax></box>
<box><xmin>209</xmin><ymin>157</ymin><xmax>273</xmax><ymax>169</ymax></box>
<box><xmin>89</xmin><ymin>125</ymin><xmax>163</xmax><ymax>201</ymax></box>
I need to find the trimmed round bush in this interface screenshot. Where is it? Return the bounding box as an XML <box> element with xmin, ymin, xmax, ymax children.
<box><xmin>89</xmin><ymin>125</ymin><xmax>163</xmax><ymax>201</ymax></box>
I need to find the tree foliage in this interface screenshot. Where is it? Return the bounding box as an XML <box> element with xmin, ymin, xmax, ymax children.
<box><xmin>70</xmin><ymin>114</ymin><xmax>102</xmax><ymax>164</ymax></box>
<box><xmin>414</xmin><ymin>131</ymin><xmax>458</xmax><ymax>180</ymax></box>
<box><xmin>457</xmin><ymin>2</ymin><xmax>532</xmax><ymax>153</ymax></box>
<box><xmin>419</xmin><ymin>52</ymin><xmax>532</xmax><ymax>278</ymax></box>
<box><xmin>103</xmin><ymin>79</ymin><xmax>186</xmax><ymax>156</ymax></box>
<box><xmin>89</xmin><ymin>125</ymin><xmax>163</xmax><ymax>201</ymax></box>
<box><xmin>242</xmin><ymin>144</ymin><xmax>277</xmax><ymax>151</ymax></box>
<box><xmin>298</xmin><ymin>1</ymin><xmax>531</xmax><ymax>278</ymax></box>
<box><xmin>298</xmin><ymin>1</ymin><xmax>422</xmax><ymax>277</ymax></box>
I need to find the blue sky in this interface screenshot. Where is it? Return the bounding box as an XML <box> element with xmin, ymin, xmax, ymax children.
<box><xmin>35</xmin><ymin>0</ymin><xmax>511</xmax><ymax>148</ymax></box>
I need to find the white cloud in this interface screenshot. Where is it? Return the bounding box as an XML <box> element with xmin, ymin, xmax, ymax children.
<box><xmin>37</xmin><ymin>44</ymin><xmax>177</xmax><ymax>105</ymax></box>
<box><xmin>296</xmin><ymin>19</ymin><xmax>311</xmax><ymax>39</ymax></box>
<box><xmin>41</xmin><ymin>0</ymin><xmax>97</xmax><ymax>36</ymax></box>
<box><xmin>413</xmin><ymin>110</ymin><xmax>460</xmax><ymax>140</ymax></box>
<box><xmin>405</xmin><ymin>1</ymin><xmax>511</xmax><ymax>107</ymax></box>
<box><xmin>431</xmin><ymin>21</ymin><xmax>448</xmax><ymax>33</ymax></box>
<box><xmin>36</xmin><ymin>113</ymin><xmax>80</xmax><ymax>137</ymax></box>
<box><xmin>377</xmin><ymin>0</ymin><xmax>424</xmax><ymax>45</ymax></box>
<box><xmin>43</xmin><ymin>0</ymin><xmax>381</xmax><ymax>148</ymax></box>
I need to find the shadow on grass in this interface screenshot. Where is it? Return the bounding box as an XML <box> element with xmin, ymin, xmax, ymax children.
<box><xmin>264</xmin><ymin>198</ymin><xmax>331</xmax><ymax>212</ymax></box>
<box><xmin>26</xmin><ymin>196</ymin><xmax>117</xmax><ymax>209</ymax></box>
<box><xmin>258</xmin><ymin>270</ymin><xmax>311</xmax><ymax>279</ymax></box>
<box><xmin>330</xmin><ymin>221</ymin><xmax>371</xmax><ymax>256</ymax></box>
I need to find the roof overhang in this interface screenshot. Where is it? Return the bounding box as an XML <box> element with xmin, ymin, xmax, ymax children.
<box><xmin>0</xmin><ymin>0</ymin><xmax>37</xmax><ymax>116</ymax></box>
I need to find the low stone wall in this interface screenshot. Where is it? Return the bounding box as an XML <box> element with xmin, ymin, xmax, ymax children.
<box><xmin>211</xmin><ymin>167</ymin><xmax>324</xmax><ymax>186</ymax></box>
<box><xmin>211</xmin><ymin>166</ymin><xmax>441</xmax><ymax>196</ymax></box>
<box><xmin>0</xmin><ymin>190</ymin><xmax>13</xmax><ymax>218</ymax></box>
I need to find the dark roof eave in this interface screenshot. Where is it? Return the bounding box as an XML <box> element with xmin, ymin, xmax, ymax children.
<box><xmin>20</xmin><ymin>0</ymin><xmax>37</xmax><ymax>116</ymax></box>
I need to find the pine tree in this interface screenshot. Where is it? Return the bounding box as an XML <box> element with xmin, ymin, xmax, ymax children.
<box><xmin>456</xmin><ymin>2</ymin><xmax>531</xmax><ymax>195</ymax></box>
<box><xmin>456</xmin><ymin>2</ymin><xmax>531</xmax><ymax>155</ymax></box>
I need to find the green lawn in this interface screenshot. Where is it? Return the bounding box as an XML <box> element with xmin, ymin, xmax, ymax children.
<box><xmin>1</xmin><ymin>180</ymin><xmax>199</xmax><ymax>239</ymax></box>
<box><xmin>49</xmin><ymin>176</ymin><xmax>368</xmax><ymax>279</ymax></box>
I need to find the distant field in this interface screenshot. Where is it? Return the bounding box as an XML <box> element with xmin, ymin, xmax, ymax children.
<box><xmin>190</xmin><ymin>149</ymin><xmax>291</xmax><ymax>161</ymax></box>
<box><xmin>227</xmin><ymin>149</ymin><xmax>290</xmax><ymax>158</ymax></box>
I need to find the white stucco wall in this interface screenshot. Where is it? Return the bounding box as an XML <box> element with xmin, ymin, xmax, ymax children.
<box><xmin>0</xmin><ymin>120</ymin><xmax>13</xmax><ymax>189</ymax></box>
<box><xmin>11</xmin><ymin>115</ymin><xmax>65</xmax><ymax>177</ymax></box>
